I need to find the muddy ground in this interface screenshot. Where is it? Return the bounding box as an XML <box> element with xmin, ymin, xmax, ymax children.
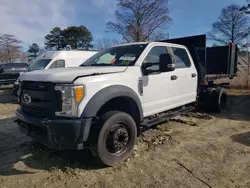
<box><xmin>0</xmin><ymin>88</ymin><xmax>250</xmax><ymax>188</ymax></box>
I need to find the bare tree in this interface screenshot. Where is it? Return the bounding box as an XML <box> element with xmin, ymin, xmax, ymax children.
<box><xmin>0</xmin><ymin>49</ymin><xmax>8</xmax><ymax>64</ymax></box>
<box><xmin>96</xmin><ymin>38</ymin><xmax>119</xmax><ymax>50</ymax></box>
<box><xmin>149</xmin><ymin>31</ymin><xmax>169</xmax><ymax>41</ymax></box>
<box><xmin>0</xmin><ymin>34</ymin><xmax>23</xmax><ymax>63</ymax></box>
<box><xmin>208</xmin><ymin>4</ymin><xmax>249</xmax><ymax>44</ymax></box>
<box><xmin>106</xmin><ymin>0</ymin><xmax>172</xmax><ymax>42</ymax></box>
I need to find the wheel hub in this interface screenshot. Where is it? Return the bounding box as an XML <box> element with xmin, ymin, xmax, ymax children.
<box><xmin>107</xmin><ymin>124</ymin><xmax>129</xmax><ymax>154</ymax></box>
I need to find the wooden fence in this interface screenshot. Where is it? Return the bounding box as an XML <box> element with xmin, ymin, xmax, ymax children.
<box><xmin>230</xmin><ymin>55</ymin><xmax>250</xmax><ymax>89</ymax></box>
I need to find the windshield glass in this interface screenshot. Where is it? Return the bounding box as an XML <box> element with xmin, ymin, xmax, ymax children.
<box><xmin>81</xmin><ymin>44</ymin><xmax>148</xmax><ymax>67</ymax></box>
<box><xmin>28</xmin><ymin>59</ymin><xmax>52</xmax><ymax>72</ymax></box>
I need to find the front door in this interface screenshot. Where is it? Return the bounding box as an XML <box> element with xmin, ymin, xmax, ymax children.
<box><xmin>141</xmin><ymin>45</ymin><xmax>197</xmax><ymax>117</ymax></box>
<box><xmin>141</xmin><ymin>46</ymin><xmax>178</xmax><ymax>117</ymax></box>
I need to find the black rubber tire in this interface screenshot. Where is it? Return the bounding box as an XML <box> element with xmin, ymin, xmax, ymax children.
<box><xmin>199</xmin><ymin>88</ymin><xmax>214</xmax><ymax>112</ymax></box>
<box><xmin>90</xmin><ymin>111</ymin><xmax>137</xmax><ymax>166</ymax></box>
<box><xmin>211</xmin><ymin>88</ymin><xmax>227</xmax><ymax>113</ymax></box>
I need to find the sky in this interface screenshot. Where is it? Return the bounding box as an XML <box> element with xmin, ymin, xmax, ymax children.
<box><xmin>0</xmin><ymin>0</ymin><xmax>247</xmax><ymax>50</ymax></box>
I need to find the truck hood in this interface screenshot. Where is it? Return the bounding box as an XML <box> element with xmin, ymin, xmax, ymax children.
<box><xmin>18</xmin><ymin>67</ymin><xmax>127</xmax><ymax>83</ymax></box>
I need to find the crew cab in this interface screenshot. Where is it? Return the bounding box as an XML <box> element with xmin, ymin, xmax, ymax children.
<box><xmin>15</xmin><ymin>35</ymin><xmax>238</xmax><ymax>166</ymax></box>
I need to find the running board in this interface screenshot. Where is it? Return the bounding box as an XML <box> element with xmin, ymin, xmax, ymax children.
<box><xmin>141</xmin><ymin>106</ymin><xmax>195</xmax><ymax>128</ymax></box>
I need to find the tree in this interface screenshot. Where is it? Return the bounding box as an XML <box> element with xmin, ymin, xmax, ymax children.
<box><xmin>62</xmin><ymin>26</ymin><xmax>93</xmax><ymax>50</ymax></box>
<box><xmin>0</xmin><ymin>34</ymin><xmax>22</xmax><ymax>63</ymax></box>
<box><xmin>44</xmin><ymin>26</ymin><xmax>93</xmax><ymax>50</ymax></box>
<box><xmin>208</xmin><ymin>4</ymin><xmax>250</xmax><ymax>45</ymax></box>
<box><xmin>27</xmin><ymin>43</ymin><xmax>40</xmax><ymax>59</ymax></box>
<box><xmin>96</xmin><ymin>38</ymin><xmax>119</xmax><ymax>50</ymax></box>
<box><xmin>149</xmin><ymin>31</ymin><xmax>169</xmax><ymax>41</ymax></box>
<box><xmin>106</xmin><ymin>0</ymin><xmax>172</xmax><ymax>42</ymax></box>
<box><xmin>239</xmin><ymin>1</ymin><xmax>250</xmax><ymax>14</ymax></box>
<box><xmin>45</xmin><ymin>27</ymin><xmax>64</xmax><ymax>50</ymax></box>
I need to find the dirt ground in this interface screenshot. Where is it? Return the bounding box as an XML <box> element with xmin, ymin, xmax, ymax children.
<box><xmin>0</xmin><ymin>88</ymin><xmax>250</xmax><ymax>188</ymax></box>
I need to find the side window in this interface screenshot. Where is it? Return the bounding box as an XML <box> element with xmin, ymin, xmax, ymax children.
<box><xmin>56</xmin><ymin>60</ymin><xmax>65</xmax><ymax>68</ymax></box>
<box><xmin>171</xmin><ymin>47</ymin><xmax>191</xmax><ymax>69</ymax></box>
<box><xmin>50</xmin><ymin>60</ymin><xmax>65</xmax><ymax>69</ymax></box>
<box><xmin>142</xmin><ymin>46</ymin><xmax>168</xmax><ymax>74</ymax></box>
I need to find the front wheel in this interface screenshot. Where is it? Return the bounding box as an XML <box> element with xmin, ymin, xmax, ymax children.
<box><xmin>91</xmin><ymin>111</ymin><xmax>137</xmax><ymax>166</ymax></box>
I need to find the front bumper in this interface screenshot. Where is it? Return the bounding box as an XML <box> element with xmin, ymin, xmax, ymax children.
<box><xmin>16</xmin><ymin>109</ymin><xmax>92</xmax><ymax>150</ymax></box>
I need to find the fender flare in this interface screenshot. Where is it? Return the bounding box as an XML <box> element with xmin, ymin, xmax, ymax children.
<box><xmin>81</xmin><ymin>85</ymin><xmax>143</xmax><ymax>121</ymax></box>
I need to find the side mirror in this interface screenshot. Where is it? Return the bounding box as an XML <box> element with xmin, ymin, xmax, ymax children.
<box><xmin>159</xmin><ymin>54</ymin><xmax>175</xmax><ymax>72</ymax></box>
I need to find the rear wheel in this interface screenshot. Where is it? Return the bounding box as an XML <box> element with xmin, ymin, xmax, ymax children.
<box><xmin>211</xmin><ymin>88</ymin><xmax>227</xmax><ymax>113</ymax></box>
<box><xmin>91</xmin><ymin>111</ymin><xmax>137</xmax><ymax>166</ymax></box>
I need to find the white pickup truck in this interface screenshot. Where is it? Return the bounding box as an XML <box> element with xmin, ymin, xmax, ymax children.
<box><xmin>15</xmin><ymin>35</ymin><xmax>238</xmax><ymax>166</ymax></box>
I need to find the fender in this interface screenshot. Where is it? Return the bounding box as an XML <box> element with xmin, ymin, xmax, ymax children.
<box><xmin>81</xmin><ymin>85</ymin><xmax>143</xmax><ymax>121</ymax></box>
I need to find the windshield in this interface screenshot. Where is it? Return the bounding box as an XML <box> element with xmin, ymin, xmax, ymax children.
<box><xmin>28</xmin><ymin>59</ymin><xmax>52</xmax><ymax>72</ymax></box>
<box><xmin>81</xmin><ymin>44</ymin><xmax>148</xmax><ymax>67</ymax></box>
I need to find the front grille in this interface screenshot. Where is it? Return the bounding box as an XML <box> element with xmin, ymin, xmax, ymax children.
<box><xmin>22</xmin><ymin>81</ymin><xmax>51</xmax><ymax>91</ymax></box>
<box><xmin>20</xmin><ymin>81</ymin><xmax>60</xmax><ymax>118</ymax></box>
<box><xmin>22</xmin><ymin>105</ymin><xmax>51</xmax><ymax>118</ymax></box>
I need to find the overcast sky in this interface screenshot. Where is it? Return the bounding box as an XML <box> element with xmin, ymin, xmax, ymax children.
<box><xmin>0</xmin><ymin>0</ymin><xmax>247</xmax><ymax>49</ymax></box>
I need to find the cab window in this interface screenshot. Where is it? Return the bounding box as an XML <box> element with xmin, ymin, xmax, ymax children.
<box><xmin>171</xmin><ymin>47</ymin><xmax>191</xmax><ymax>68</ymax></box>
<box><xmin>142</xmin><ymin>46</ymin><xmax>168</xmax><ymax>74</ymax></box>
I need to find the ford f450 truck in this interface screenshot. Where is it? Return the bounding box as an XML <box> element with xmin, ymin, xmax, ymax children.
<box><xmin>15</xmin><ymin>35</ymin><xmax>238</xmax><ymax>166</ymax></box>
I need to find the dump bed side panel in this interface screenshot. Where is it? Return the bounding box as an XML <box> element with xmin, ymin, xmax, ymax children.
<box><xmin>206</xmin><ymin>44</ymin><xmax>238</xmax><ymax>76</ymax></box>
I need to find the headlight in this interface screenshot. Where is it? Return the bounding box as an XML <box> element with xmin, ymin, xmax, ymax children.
<box><xmin>55</xmin><ymin>85</ymin><xmax>84</xmax><ymax>117</ymax></box>
<box><xmin>14</xmin><ymin>80</ymin><xmax>21</xmax><ymax>102</ymax></box>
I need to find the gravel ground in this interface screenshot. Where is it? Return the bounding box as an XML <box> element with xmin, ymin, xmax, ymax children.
<box><xmin>0</xmin><ymin>88</ymin><xmax>250</xmax><ymax>188</ymax></box>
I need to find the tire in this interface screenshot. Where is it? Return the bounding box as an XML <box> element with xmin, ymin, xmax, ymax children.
<box><xmin>199</xmin><ymin>88</ymin><xmax>214</xmax><ymax>112</ymax></box>
<box><xmin>211</xmin><ymin>88</ymin><xmax>227</xmax><ymax>113</ymax></box>
<box><xmin>90</xmin><ymin>111</ymin><xmax>137</xmax><ymax>166</ymax></box>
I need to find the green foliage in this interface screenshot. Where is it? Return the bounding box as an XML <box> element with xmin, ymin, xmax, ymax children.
<box><xmin>45</xmin><ymin>27</ymin><xmax>64</xmax><ymax>50</ymax></box>
<box><xmin>27</xmin><ymin>43</ymin><xmax>39</xmax><ymax>59</ymax></box>
<box><xmin>44</xmin><ymin>26</ymin><xmax>93</xmax><ymax>50</ymax></box>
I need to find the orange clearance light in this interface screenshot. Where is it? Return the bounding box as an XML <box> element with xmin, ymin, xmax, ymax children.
<box><xmin>75</xmin><ymin>87</ymin><xmax>84</xmax><ymax>102</ymax></box>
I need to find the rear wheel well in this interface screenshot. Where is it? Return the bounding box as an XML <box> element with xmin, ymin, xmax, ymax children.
<box><xmin>96</xmin><ymin>97</ymin><xmax>141</xmax><ymax>135</ymax></box>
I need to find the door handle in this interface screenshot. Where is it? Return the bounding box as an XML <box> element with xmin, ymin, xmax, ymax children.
<box><xmin>192</xmin><ymin>73</ymin><xmax>197</xmax><ymax>78</ymax></box>
<box><xmin>171</xmin><ymin>75</ymin><xmax>178</xmax><ymax>80</ymax></box>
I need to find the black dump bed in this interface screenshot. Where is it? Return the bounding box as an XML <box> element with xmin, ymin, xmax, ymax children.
<box><xmin>160</xmin><ymin>34</ymin><xmax>239</xmax><ymax>84</ymax></box>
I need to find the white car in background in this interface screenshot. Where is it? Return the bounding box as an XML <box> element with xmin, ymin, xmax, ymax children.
<box><xmin>27</xmin><ymin>50</ymin><xmax>98</xmax><ymax>72</ymax></box>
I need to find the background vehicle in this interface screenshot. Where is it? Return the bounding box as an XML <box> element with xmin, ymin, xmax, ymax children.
<box><xmin>15</xmin><ymin>34</ymin><xmax>238</xmax><ymax>166</ymax></box>
<box><xmin>27</xmin><ymin>50</ymin><xmax>98</xmax><ymax>72</ymax></box>
<box><xmin>0</xmin><ymin>63</ymin><xmax>28</xmax><ymax>85</ymax></box>
<box><xmin>12</xmin><ymin>50</ymin><xmax>98</xmax><ymax>98</ymax></box>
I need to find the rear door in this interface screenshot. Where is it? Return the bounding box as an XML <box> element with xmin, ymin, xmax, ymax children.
<box><xmin>169</xmin><ymin>46</ymin><xmax>198</xmax><ymax>105</ymax></box>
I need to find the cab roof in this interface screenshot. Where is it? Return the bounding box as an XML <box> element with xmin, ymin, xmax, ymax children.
<box><xmin>114</xmin><ymin>41</ymin><xmax>187</xmax><ymax>49</ymax></box>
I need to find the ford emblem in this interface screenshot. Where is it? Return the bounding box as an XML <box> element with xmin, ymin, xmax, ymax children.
<box><xmin>22</xmin><ymin>93</ymin><xmax>31</xmax><ymax>104</ymax></box>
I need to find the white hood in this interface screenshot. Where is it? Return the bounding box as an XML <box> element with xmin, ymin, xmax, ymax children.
<box><xmin>18</xmin><ymin>67</ymin><xmax>126</xmax><ymax>83</ymax></box>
